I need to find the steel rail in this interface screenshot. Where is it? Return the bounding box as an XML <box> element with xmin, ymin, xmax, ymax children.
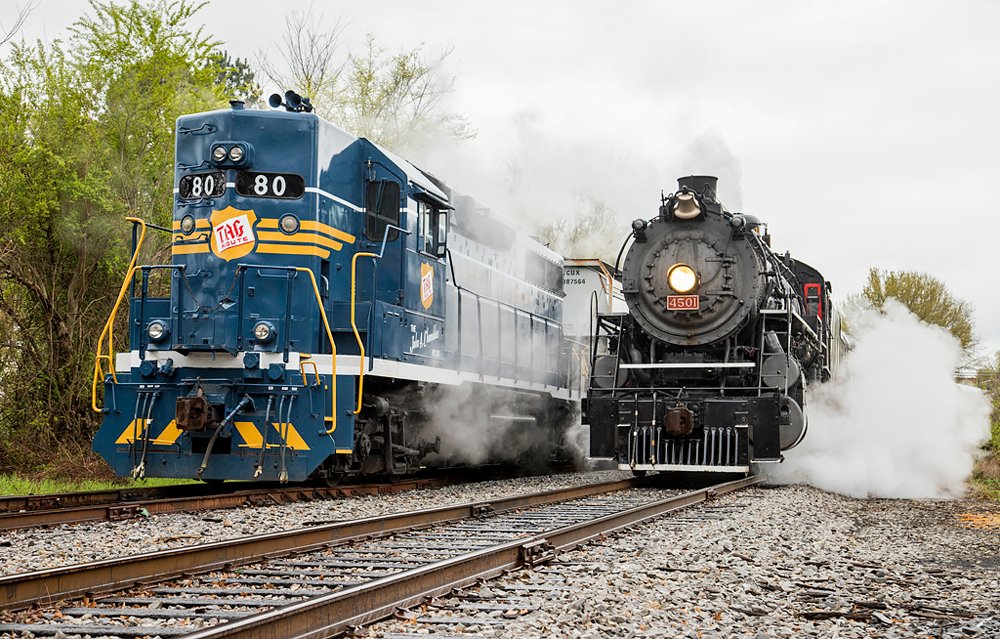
<box><xmin>0</xmin><ymin>476</ymin><xmax>454</xmax><ymax>532</ymax></box>
<box><xmin>0</xmin><ymin>477</ymin><xmax>641</xmax><ymax>611</ymax></box>
<box><xmin>0</xmin><ymin>463</ymin><xmax>578</xmax><ymax>531</ymax></box>
<box><xmin>181</xmin><ymin>474</ymin><xmax>765</xmax><ymax>639</ymax></box>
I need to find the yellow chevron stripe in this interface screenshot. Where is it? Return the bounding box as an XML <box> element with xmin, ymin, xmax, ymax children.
<box><xmin>172</xmin><ymin>243</ymin><xmax>210</xmax><ymax>255</ymax></box>
<box><xmin>233</xmin><ymin>421</ymin><xmax>311</xmax><ymax>450</ymax></box>
<box><xmin>117</xmin><ymin>419</ymin><xmax>309</xmax><ymax>450</ymax></box>
<box><xmin>258</xmin><ymin>218</ymin><xmax>355</xmax><ymax>244</ymax></box>
<box><xmin>301</xmin><ymin>220</ymin><xmax>355</xmax><ymax>243</ymax></box>
<box><xmin>256</xmin><ymin>243</ymin><xmax>331</xmax><ymax>259</ymax></box>
<box><xmin>258</xmin><ymin>231</ymin><xmax>343</xmax><ymax>251</ymax></box>
<box><xmin>115</xmin><ymin>419</ymin><xmax>182</xmax><ymax>446</ymax></box>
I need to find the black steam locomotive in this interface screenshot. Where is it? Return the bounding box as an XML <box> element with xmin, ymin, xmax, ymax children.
<box><xmin>586</xmin><ymin>176</ymin><xmax>844</xmax><ymax>474</ymax></box>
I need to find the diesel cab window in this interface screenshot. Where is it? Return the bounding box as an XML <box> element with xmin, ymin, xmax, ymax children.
<box><xmin>365</xmin><ymin>180</ymin><xmax>401</xmax><ymax>242</ymax></box>
<box><xmin>418</xmin><ymin>201</ymin><xmax>448</xmax><ymax>257</ymax></box>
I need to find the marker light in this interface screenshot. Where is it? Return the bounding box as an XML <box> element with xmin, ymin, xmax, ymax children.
<box><xmin>279</xmin><ymin>214</ymin><xmax>300</xmax><ymax>234</ymax></box>
<box><xmin>667</xmin><ymin>264</ymin><xmax>697</xmax><ymax>293</ymax></box>
<box><xmin>147</xmin><ymin>321</ymin><xmax>168</xmax><ymax>342</ymax></box>
<box><xmin>254</xmin><ymin>321</ymin><xmax>275</xmax><ymax>343</ymax></box>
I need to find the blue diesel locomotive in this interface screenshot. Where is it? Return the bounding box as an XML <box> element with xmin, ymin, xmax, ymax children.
<box><xmin>92</xmin><ymin>93</ymin><xmax>584</xmax><ymax>483</ymax></box>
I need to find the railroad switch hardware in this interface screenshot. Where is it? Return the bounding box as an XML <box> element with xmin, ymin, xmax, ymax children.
<box><xmin>520</xmin><ymin>539</ymin><xmax>555</xmax><ymax>566</ymax></box>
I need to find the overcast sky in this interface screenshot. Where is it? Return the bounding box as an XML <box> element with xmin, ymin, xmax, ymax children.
<box><xmin>7</xmin><ymin>0</ymin><xmax>1000</xmax><ymax>356</ymax></box>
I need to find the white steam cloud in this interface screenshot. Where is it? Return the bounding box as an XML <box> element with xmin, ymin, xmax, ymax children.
<box><xmin>415</xmin><ymin>385</ymin><xmax>566</xmax><ymax>468</ymax></box>
<box><xmin>772</xmin><ymin>300</ymin><xmax>990</xmax><ymax>498</ymax></box>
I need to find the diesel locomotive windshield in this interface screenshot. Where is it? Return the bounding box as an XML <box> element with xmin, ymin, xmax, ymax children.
<box><xmin>235</xmin><ymin>171</ymin><xmax>305</xmax><ymax>199</ymax></box>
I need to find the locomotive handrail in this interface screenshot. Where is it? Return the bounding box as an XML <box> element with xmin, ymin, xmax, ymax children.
<box><xmin>292</xmin><ymin>267</ymin><xmax>338</xmax><ymax>434</ymax></box>
<box><xmin>350</xmin><ymin>223</ymin><xmax>409</xmax><ymax>415</ymax></box>
<box><xmin>92</xmin><ymin>217</ymin><xmax>147</xmax><ymax>413</ymax></box>
<box><xmin>298</xmin><ymin>355</ymin><xmax>321</xmax><ymax>386</ymax></box>
<box><xmin>351</xmin><ymin>251</ymin><xmax>378</xmax><ymax>414</ymax></box>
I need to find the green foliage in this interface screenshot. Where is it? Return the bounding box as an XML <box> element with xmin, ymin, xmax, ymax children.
<box><xmin>0</xmin><ymin>473</ymin><xmax>196</xmax><ymax>495</ymax></box>
<box><xmin>862</xmin><ymin>267</ymin><xmax>976</xmax><ymax>351</ymax></box>
<box><xmin>331</xmin><ymin>35</ymin><xmax>474</xmax><ymax>154</ymax></box>
<box><xmin>0</xmin><ymin>0</ymin><xmax>225</xmax><ymax>470</ymax></box>
<box><xmin>210</xmin><ymin>51</ymin><xmax>261</xmax><ymax>104</ymax></box>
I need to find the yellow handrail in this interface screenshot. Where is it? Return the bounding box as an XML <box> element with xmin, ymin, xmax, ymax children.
<box><xmin>298</xmin><ymin>353</ymin><xmax>320</xmax><ymax>386</ymax></box>
<box><xmin>92</xmin><ymin>217</ymin><xmax>147</xmax><ymax>412</ymax></box>
<box><xmin>293</xmin><ymin>267</ymin><xmax>338</xmax><ymax>434</ymax></box>
<box><xmin>350</xmin><ymin>252</ymin><xmax>378</xmax><ymax>415</ymax></box>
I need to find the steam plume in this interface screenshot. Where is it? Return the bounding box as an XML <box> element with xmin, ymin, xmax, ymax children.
<box><xmin>772</xmin><ymin>301</ymin><xmax>990</xmax><ymax>498</ymax></box>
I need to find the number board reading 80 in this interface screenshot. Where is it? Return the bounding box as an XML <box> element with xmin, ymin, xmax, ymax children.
<box><xmin>179</xmin><ymin>171</ymin><xmax>226</xmax><ymax>200</ymax></box>
<box><xmin>236</xmin><ymin>172</ymin><xmax>305</xmax><ymax>199</ymax></box>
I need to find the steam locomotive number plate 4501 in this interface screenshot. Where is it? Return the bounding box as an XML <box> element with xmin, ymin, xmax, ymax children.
<box><xmin>666</xmin><ymin>295</ymin><xmax>699</xmax><ymax>311</ymax></box>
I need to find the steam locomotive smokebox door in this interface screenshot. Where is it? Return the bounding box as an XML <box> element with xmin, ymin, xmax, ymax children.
<box><xmin>750</xmin><ymin>399</ymin><xmax>781</xmax><ymax>461</ymax></box>
<box><xmin>587</xmin><ymin>397</ymin><xmax>618</xmax><ymax>457</ymax></box>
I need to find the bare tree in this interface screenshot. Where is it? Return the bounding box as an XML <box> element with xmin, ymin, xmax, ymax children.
<box><xmin>258</xmin><ymin>10</ymin><xmax>474</xmax><ymax>155</ymax></box>
<box><xmin>256</xmin><ymin>9</ymin><xmax>345</xmax><ymax>104</ymax></box>
<box><xmin>0</xmin><ymin>1</ymin><xmax>36</xmax><ymax>48</ymax></box>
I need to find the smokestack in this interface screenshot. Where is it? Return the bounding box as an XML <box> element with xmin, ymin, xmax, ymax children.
<box><xmin>677</xmin><ymin>175</ymin><xmax>719</xmax><ymax>202</ymax></box>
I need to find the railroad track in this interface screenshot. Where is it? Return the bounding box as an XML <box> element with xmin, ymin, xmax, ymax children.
<box><xmin>0</xmin><ymin>465</ymin><xmax>564</xmax><ymax>531</ymax></box>
<box><xmin>0</xmin><ymin>474</ymin><xmax>763</xmax><ymax>637</ymax></box>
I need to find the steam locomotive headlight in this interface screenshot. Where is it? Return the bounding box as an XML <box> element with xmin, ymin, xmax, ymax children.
<box><xmin>254</xmin><ymin>321</ymin><xmax>276</xmax><ymax>344</ymax></box>
<box><xmin>667</xmin><ymin>263</ymin><xmax>697</xmax><ymax>293</ymax></box>
<box><xmin>211</xmin><ymin>145</ymin><xmax>227</xmax><ymax>163</ymax></box>
<box><xmin>147</xmin><ymin>320</ymin><xmax>169</xmax><ymax>343</ymax></box>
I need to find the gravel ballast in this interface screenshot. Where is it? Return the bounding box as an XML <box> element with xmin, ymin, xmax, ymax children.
<box><xmin>0</xmin><ymin>470</ymin><xmax>632</xmax><ymax>575</ymax></box>
<box><xmin>364</xmin><ymin>484</ymin><xmax>1000</xmax><ymax>638</ymax></box>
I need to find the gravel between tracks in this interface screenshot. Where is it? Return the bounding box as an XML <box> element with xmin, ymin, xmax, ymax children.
<box><xmin>364</xmin><ymin>484</ymin><xmax>1000</xmax><ymax>639</ymax></box>
<box><xmin>0</xmin><ymin>469</ymin><xmax>633</xmax><ymax>575</ymax></box>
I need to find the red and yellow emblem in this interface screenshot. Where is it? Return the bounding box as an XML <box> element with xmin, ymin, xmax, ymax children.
<box><xmin>210</xmin><ymin>206</ymin><xmax>258</xmax><ymax>261</ymax></box>
<box><xmin>420</xmin><ymin>262</ymin><xmax>434</xmax><ymax>310</ymax></box>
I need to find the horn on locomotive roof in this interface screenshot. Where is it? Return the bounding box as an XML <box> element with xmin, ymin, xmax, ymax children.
<box><xmin>268</xmin><ymin>89</ymin><xmax>314</xmax><ymax>113</ymax></box>
<box><xmin>677</xmin><ymin>175</ymin><xmax>719</xmax><ymax>202</ymax></box>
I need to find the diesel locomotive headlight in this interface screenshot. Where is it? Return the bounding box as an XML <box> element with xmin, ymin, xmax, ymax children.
<box><xmin>667</xmin><ymin>263</ymin><xmax>697</xmax><ymax>293</ymax></box>
<box><xmin>254</xmin><ymin>321</ymin><xmax>276</xmax><ymax>344</ymax></box>
<box><xmin>180</xmin><ymin>214</ymin><xmax>196</xmax><ymax>234</ymax></box>
<box><xmin>279</xmin><ymin>214</ymin><xmax>300</xmax><ymax>234</ymax></box>
<box><xmin>147</xmin><ymin>320</ymin><xmax>169</xmax><ymax>343</ymax></box>
<box><xmin>228</xmin><ymin>145</ymin><xmax>245</xmax><ymax>162</ymax></box>
<box><xmin>211</xmin><ymin>145</ymin><xmax>227</xmax><ymax>162</ymax></box>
